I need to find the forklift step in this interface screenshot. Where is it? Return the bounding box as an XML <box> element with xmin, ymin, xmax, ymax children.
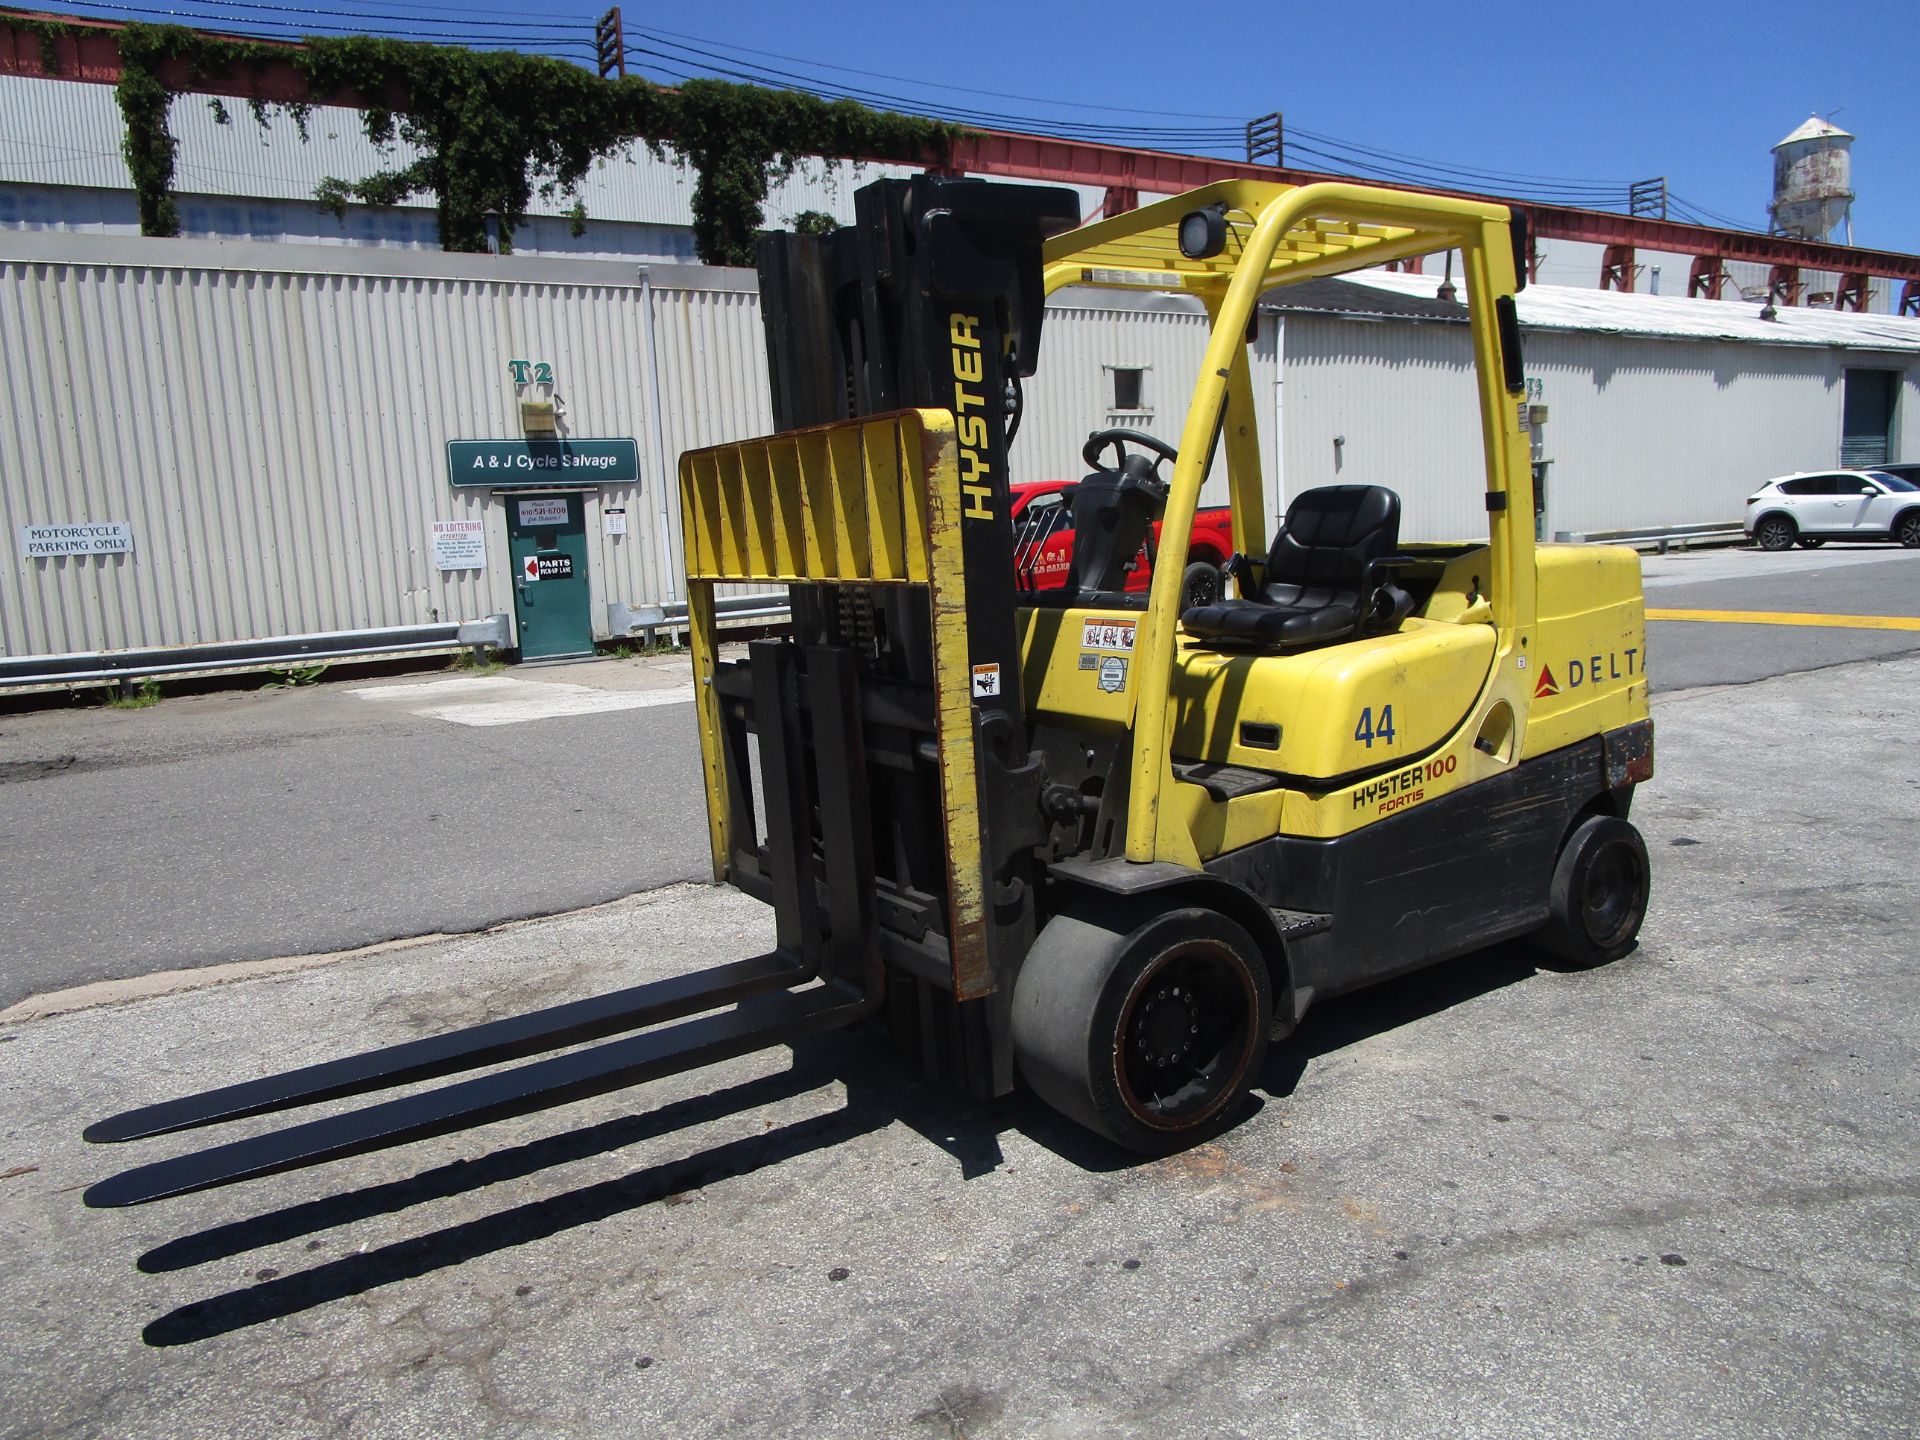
<box><xmin>85</xmin><ymin>952</ymin><xmax>805</xmax><ymax>1145</ymax></box>
<box><xmin>1170</xmin><ymin>759</ymin><xmax>1285</xmax><ymax>802</ymax></box>
<box><xmin>84</xmin><ymin>982</ymin><xmax>866</xmax><ymax>1208</ymax></box>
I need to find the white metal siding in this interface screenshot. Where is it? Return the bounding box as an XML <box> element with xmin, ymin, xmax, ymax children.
<box><xmin>1</xmin><ymin>237</ymin><xmax>1222</xmax><ymax>658</ymax></box>
<box><xmin>1280</xmin><ymin>311</ymin><xmax>1920</xmax><ymax>540</ymax></box>
<box><xmin>0</xmin><ymin>245</ymin><xmax>680</xmax><ymax>656</ymax></box>
<box><xmin>1280</xmin><ymin>317</ymin><xmax>1493</xmax><ymax>541</ymax></box>
<box><xmin>1527</xmin><ymin>332</ymin><xmax>1866</xmax><ymax>535</ymax></box>
<box><xmin>10</xmin><ymin>228</ymin><xmax>1908</xmax><ymax>662</ymax></box>
<box><xmin>1023</xmin><ymin>298</ymin><xmax>1279</xmax><ymax>512</ymax></box>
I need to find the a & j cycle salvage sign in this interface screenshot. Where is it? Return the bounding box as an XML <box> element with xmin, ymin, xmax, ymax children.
<box><xmin>447</xmin><ymin>439</ymin><xmax>639</xmax><ymax>488</ymax></box>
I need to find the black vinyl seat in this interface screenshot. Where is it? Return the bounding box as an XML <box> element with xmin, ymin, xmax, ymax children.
<box><xmin>1181</xmin><ymin>484</ymin><xmax>1415</xmax><ymax>651</ymax></box>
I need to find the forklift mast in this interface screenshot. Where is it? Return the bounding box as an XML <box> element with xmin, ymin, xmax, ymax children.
<box><xmin>746</xmin><ymin>177</ymin><xmax>1081</xmax><ymax>1095</ymax></box>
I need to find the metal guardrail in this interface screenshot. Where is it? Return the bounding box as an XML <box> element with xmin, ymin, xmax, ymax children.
<box><xmin>0</xmin><ymin>614</ymin><xmax>511</xmax><ymax>690</ymax></box>
<box><xmin>608</xmin><ymin>592</ymin><xmax>792</xmax><ymax>636</ymax></box>
<box><xmin>1554</xmin><ymin>522</ymin><xmax>1746</xmax><ymax>554</ymax></box>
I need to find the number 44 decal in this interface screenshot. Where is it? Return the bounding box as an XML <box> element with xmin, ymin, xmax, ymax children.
<box><xmin>1354</xmin><ymin>704</ymin><xmax>1397</xmax><ymax>748</ymax></box>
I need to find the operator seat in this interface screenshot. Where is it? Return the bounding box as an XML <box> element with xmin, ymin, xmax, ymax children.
<box><xmin>1180</xmin><ymin>484</ymin><xmax>1415</xmax><ymax>651</ymax></box>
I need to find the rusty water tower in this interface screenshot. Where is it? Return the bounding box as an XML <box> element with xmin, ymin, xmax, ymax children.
<box><xmin>1768</xmin><ymin>116</ymin><xmax>1853</xmax><ymax>243</ymax></box>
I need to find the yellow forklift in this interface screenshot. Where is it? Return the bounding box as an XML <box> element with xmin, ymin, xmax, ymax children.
<box><xmin>85</xmin><ymin>175</ymin><xmax>1652</xmax><ymax>1206</ymax></box>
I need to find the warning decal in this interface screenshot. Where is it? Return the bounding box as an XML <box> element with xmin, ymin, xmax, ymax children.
<box><xmin>971</xmin><ymin>663</ymin><xmax>1002</xmax><ymax>699</ymax></box>
<box><xmin>1081</xmin><ymin>618</ymin><xmax>1136</xmax><ymax>652</ymax></box>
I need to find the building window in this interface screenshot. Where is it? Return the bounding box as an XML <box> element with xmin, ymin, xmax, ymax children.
<box><xmin>1111</xmin><ymin>367</ymin><xmax>1146</xmax><ymax>411</ymax></box>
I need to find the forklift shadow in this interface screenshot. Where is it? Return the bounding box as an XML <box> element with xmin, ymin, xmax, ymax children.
<box><xmin>137</xmin><ymin>940</ymin><xmax>1552</xmax><ymax>1346</ymax></box>
<box><xmin>1257</xmin><ymin>937</ymin><xmax>1549</xmax><ymax>1099</ymax></box>
<box><xmin>136</xmin><ymin>1029</ymin><xmax>1089</xmax><ymax>1347</ymax></box>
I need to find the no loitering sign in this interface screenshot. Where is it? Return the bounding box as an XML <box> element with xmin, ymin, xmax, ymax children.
<box><xmin>19</xmin><ymin>522</ymin><xmax>134</xmax><ymax>558</ymax></box>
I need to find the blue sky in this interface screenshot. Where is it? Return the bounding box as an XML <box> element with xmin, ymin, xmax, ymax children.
<box><xmin>52</xmin><ymin>0</ymin><xmax>1919</xmax><ymax>253</ymax></box>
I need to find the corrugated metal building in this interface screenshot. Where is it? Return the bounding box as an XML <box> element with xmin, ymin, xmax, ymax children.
<box><xmin>0</xmin><ymin>233</ymin><xmax>1240</xmax><ymax>661</ymax></box>
<box><xmin>3</xmin><ymin>225</ymin><xmax>1915</xmax><ymax>667</ymax></box>
<box><xmin>1271</xmin><ymin>272</ymin><xmax>1920</xmax><ymax>540</ymax></box>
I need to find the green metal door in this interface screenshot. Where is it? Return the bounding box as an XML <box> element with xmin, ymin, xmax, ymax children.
<box><xmin>505</xmin><ymin>494</ymin><xmax>593</xmax><ymax>660</ymax></box>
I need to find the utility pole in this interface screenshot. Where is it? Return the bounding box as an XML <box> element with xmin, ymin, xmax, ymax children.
<box><xmin>1245</xmin><ymin>112</ymin><xmax>1283</xmax><ymax>168</ymax></box>
<box><xmin>1629</xmin><ymin>177</ymin><xmax>1668</xmax><ymax>221</ymax></box>
<box><xmin>595</xmin><ymin>7</ymin><xmax>626</xmax><ymax>80</ymax></box>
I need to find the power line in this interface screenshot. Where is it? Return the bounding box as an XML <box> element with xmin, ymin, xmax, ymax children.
<box><xmin>632</xmin><ymin>20</ymin><xmax>1248</xmax><ymax>124</ymax></box>
<box><xmin>34</xmin><ymin>2</ymin><xmax>1735</xmax><ymax>223</ymax></box>
<box><xmin>624</xmin><ymin>34</ymin><xmax>1245</xmax><ymax>148</ymax></box>
<box><xmin>47</xmin><ymin>0</ymin><xmax>594</xmax><ymax>49</ymax></box>
<box><xmin>1668</xmin><ymin>193</ymin><xmax>1755</xmax><ymax>231</ymax></box>
<box><xmin>1287</xmin><ymin>124</ymin><xmax>1634</xmax><ymax>190</ymax></box>
<box><xmin>51</xmin><ymin>0</ymin><xmax>591</xmax><ymax>32</ymax></box>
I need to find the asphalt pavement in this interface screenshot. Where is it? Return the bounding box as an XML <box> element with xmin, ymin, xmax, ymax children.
<box><xmin>1643</xmin><ymin>544</ymin><xmax>1920</xmax><ymax>691</ymax></box>
<box><xmin>3</xmin><ymin>544</ymin><xmax>1918</xmax><ymax>1011</ymax></box>
<box><xmin>2</xmin><ymin>649</ymin><xmax>1915</xmax><ymax>1438</ymax></box>
<box><xmin>0</xmin><ymin>657</ymin><xmax>712</xmax><ymax>1009</ymax></box>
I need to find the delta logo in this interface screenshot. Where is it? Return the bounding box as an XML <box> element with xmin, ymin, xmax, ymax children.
<box><xmin>1535</xmin><ymin>647</ymin><xmax>1642</xmax><ymax>701</ymax></box>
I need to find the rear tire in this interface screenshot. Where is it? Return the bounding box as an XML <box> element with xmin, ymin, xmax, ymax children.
<box><xmin>1534</xmin><ymin>815</ymin><xmax>1650</xmax><ymax>967</ymax></box>
<box><xmin>1896</xmin><ymin>510</ymin><xmax>1920</xmax><ymax>549</ymax></box>
<box><xmin>1182</xmin><ymin>561</ymin><xmax>1223</xmax><ymax>611</ymax></box>
<box><xmin>1754</xmin><ymin>514</ymin><xmax>1796</xmax><ymax>551</ymax></box>
<box><xmin>1013</xmin><ymin>908</ymin><xmax>1271</xmax><ymax>1155</ymax></box>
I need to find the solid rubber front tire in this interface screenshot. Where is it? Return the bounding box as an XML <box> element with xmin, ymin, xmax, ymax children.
<box><xmin>1013</xmin><ymin>907</ymin><xmax>1271</xmax><ymax>1155</ymax></box>
<box><xmin>1534</xmin><ymin>815</ymin><xmax>1650</xmax><ymax>967</ymax></box>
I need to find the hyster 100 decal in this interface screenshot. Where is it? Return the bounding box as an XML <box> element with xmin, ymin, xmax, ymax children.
<box><xmin>1352</xmin><ymin>753</ymin><xmax>1457</xmax><ymax>814</ymax></box>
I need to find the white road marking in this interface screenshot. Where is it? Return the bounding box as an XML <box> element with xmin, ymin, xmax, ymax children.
<box><xmin>349</xmin><ymin>675</ymin><xmax>695</xmax><ymax>727</ymax></box>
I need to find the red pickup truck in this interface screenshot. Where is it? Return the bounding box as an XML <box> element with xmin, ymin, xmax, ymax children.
<box><xmin>1011</xmin><ymin>480</ymin><xmax>1235</xmax><ymax>609</ymax></box>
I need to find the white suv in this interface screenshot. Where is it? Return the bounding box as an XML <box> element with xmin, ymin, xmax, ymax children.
<box><xmin>1744</xmin><ymin>469</ymin><xmax>1920</xmax><ymax>551</ymax></box>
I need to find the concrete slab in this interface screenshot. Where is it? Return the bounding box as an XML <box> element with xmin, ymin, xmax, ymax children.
<box><xmin>2</xmin><ymin>657</ymin><xmax>1917</xmax><ymax>1438</ymax></box>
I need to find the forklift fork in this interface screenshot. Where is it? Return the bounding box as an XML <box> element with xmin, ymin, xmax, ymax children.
<box><xmin>84</xmin><ymin>645</ymin><xmax>882</xmax><ymax>1208</ymax></box>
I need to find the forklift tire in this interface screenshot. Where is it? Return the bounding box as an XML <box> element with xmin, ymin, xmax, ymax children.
<box><xmin>1534</xmin><ymin>815</ymin><xmax>1650</xmax><ymax>967</ymax></box>
<box><xmin>1012</xmin><ymin>907</ymin><xmax>1271</xmax><ymax>1155</ymax></box>
<box><xmin>1181</xmin><ymin>561</ymin><xmax>1223</xmax><ymax>611</ymax></box>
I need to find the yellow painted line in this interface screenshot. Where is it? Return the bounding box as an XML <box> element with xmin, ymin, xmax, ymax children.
<box><xmin>1648</xmin><ymin>608</ymin><xmax>1920</xmax><ymax>632</ymax></box>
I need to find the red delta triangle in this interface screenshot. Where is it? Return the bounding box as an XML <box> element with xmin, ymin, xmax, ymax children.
<box><xmin>1534</xmin><ymin>665</ymin><xmax>1560</xmax><ymax>698</ymax></box>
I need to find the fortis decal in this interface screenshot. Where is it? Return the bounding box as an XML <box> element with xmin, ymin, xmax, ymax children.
<box><xmin>949</xmin><ymin>314</ymin><xmax>992</xmax><ymax>522</ymax></box>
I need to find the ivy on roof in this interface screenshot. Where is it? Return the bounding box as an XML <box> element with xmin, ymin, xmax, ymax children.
<box><xmin>40</xmin><ymin>20</ymin><xmax>961</xmax><ymax>264</ymax></box>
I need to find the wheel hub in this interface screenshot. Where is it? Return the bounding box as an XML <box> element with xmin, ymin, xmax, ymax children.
<box><xmin>1132</xmin><ymin>985</ymin><xmax>1201</xmax><ymax>1068</ymax></box>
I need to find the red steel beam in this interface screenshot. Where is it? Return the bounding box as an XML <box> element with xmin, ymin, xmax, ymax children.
<box><xmin>0</xmin><ymin>11</ymin><xmax>398</xmax><ymax>109</ymax></box>
<box><xmin>7</xmin><ymin>10</ymin><xmax>1920</xmax><ymax>287</ymax></box>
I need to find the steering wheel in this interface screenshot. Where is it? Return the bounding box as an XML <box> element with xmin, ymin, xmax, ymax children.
<box><xmin>1082</xmin><ymin>427</ymin><xmax>1179</xmax><ymax>475</ymax></box>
